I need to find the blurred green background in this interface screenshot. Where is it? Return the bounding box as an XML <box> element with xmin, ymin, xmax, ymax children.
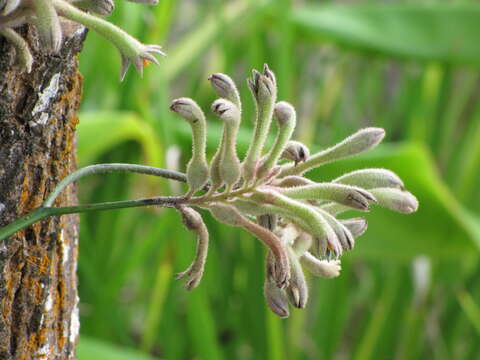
<box><xmin>75</xmin><ymin>0</ymin><xmax>480</xmax><ymax>359</ymax></box>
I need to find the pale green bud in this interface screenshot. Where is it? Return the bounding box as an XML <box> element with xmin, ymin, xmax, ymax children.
<box><xmin>278</xmin><ymin>183</ymin><xmax>377</xmax><ymax>211</ymax></box>
<box><xmin>291</xmin><ymin>232</ymin><xmax>313</xmax><ymax>257</ymax></box>
<box><xmin>257</xmin><ymin>101</ymin><xmax>297</xmax><ymax>181</ymax></box>
<box><xmin>243</xmin><ymin>66</ymin><xmax>278</xmax><ymax>184</ymax></box>
<box><xmin>370</xmin><ymin>188</ymin><xmax>419</xmax><ymax>213</ymax></box>
<box><xmin>170</xmin><ymin>98</ymin><xmax>209</xmax><ymax>196</ymax></box>
<box><xmin>211</xmin><ymin>99</ymin><xmax>241</xmax><ymax>191</ymax></box>
<box><xmin>208</xmin><ymin>73</ymin><xmax>241</xmax><ymax>109</ymax></box>
<box><xmin>281</xmin><ymin>128</ymin><xmax>385</xmax><ymax>177</ymax></box>
<box><xmin>333</xmin><ymin>168</ymin><xmax>404</xmax><ymax>189</ymax></box>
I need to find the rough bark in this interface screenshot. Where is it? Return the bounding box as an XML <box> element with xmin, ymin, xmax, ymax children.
<box><xmin>0</xmin><ymin>23</ymin><xmax>86</xmax><ymax>360</ymax></box>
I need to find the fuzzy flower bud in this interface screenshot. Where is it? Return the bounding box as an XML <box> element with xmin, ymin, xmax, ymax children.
<box><xmin>333</xmin><ymin>168</ymin><xmax>404</xmax><ymax>189</ymax></box>
<box><xmin>33</xmin><ymin>0</ymin><xmax>63</xmax><ymax>53</ymax></box>
<box><xmin>175</xmin><ymin>206</ymin><xmax>209</xmax><ymax>290</ymax></box>
<box><xmin>257</xmin><ymin>101</ymin><xmax>296</xmax><ymax>181</ymax></box>
<box><xmin>370</xmin><ymin>188</ymin><xmax>419</xmax><ymax>213</ymax></box>
<box><xmin>208</xmin><ymin>73</ymin><xmax>241</xmax><ymax>109</ymax></box>
<box><xmin>170</xmin><ymin>98</ymin><xmax>209</xmax><ymax>197</ymax></box>
<box><xmin>281</xmin><ymin>128</ymin><xmax>385</xmax><ymax>177</ymax></box>
<box><xmin>301</xmin><ymin>253</ymin><xmax>341</xmax><ymax>278</ymax></box>
<box><xmin>211</xmin><ymin>99</ymin><xmax>241</xmax><ymax>192</ymax></box>
<box><xmin>242</xmin><ymin>65</ymin><xmax>278</xmax><ymax>183</ymax></box>
<box><xmin>281</xmin><ymin>140</ymin><xmax>310</xmax><ymax>166</ymax></box>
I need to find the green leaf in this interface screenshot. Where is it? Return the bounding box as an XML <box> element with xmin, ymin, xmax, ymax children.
<box><xmin>77</xmin><ymin>111</ymin><xmax>163</xmax><ymax>167</ymax></box>
<box><xmin>309</xmin><ymin>142</ymin><xmax>480</xmax><ymax>260</ymax></box>
<box><xmin>293</xmin><ymin>4</ymin><xmax>480</xmax><ymax>65</ymax></box>
<box><xmin>78</xmin><ymin>337</ymin><xmax>156</xmax><ymax>360</ymax></box>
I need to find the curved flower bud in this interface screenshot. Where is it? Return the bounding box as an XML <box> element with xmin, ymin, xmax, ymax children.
<box><xmin>301</xmin><ymin>253</ymin><xmax>341</xmax><ymax>278</ymax></box>
<box><xmin>209</xmin><ymin>203</ymin><xmax>290</xmax><ymax>288</ymax></box>
<box><xmin>333</xmin><ymin>168</ymin><xmax>404</xmax><ymax>189</ymax></box>
<box><xmin>242</xmin><ymin>65</ymin><xmax>277</xmax><ymax>184</ymax></box>
<box><xmin>0</xmin><ymin>28</ymin><xmax>33</xmax><ymax>73</ymax></box>
<box><xmin>33</xmin><ymin>0</ymin><xmax>63</xmax><ymax>53</ymax></box>
<box><xmin>278</xmin><ymin>183</ymin><xmax>376</xmax><ymax>211</ymax></box>
<box><xmin>281</xmin><ymin>127</ymin><xmax>385</xmax><ymax>177</ymax></box>
<box><xmin>370</xmin><ymin>188</ymin><xmax>419</xmax><ymax>213</ymax></box>
<box><xmin>211</xmin><ymin>99</ymin><xmax>241</xmax><ymax>192</ymax></box>
<box><xmin>281</xmin><ymin>141</ymin><xmax>310</xmax><ymax>166</ymax></box>
<box><xmin>257</xmin><ymin>102</ymin><xmax>296</xmax><ymax>181</ymax></box>
<box><xmin>264</xmin><ymin>253</ymin><xmax>289</xmax><ymax>318</ymax></box>
<box><xmin>315</xmin><ymin>207</ymin><xmax>355</xmax><ymax>251</ymax></box>
<box><xmin>175</xmin><ymin>206</ymin><xmax>209</xmax><ymax>290</ymax></box>
<box><xmin>53</xmin><ymin>0</ymin><xmax>165</xmax><ymax>81</ymax></box>
<box><xmin>286</xmin><ymin>248</ymin><xmax>308</xmax><ymax>309</ymax></box>
<box><xmin>170</xmin><ymin>98</ymin><xmax>209</xmax><ymax>197</ymax></box>
<box><xmin>253</xmin><ymin>190</ymin><xmax>342</xmax><ymax>257</ymax></box>
<box><xmin>208</xmin><ymin>73</ymin><xmax>241</xmax><ymax>109</ymax></box>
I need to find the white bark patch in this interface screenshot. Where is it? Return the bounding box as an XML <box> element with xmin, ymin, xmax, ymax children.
<box><xmin>0</xmin><ymin>203</ymin><xmax>5</xmax><ymax>213</ymax></box>
<box><xmin>32</xmin><ymin>73</ymin><xmax>61</xmax><ymax>116</ymax></box>
<box><xmin>60</xmin><ymin>229</ymin><xmax>69</xmax><ymax>265</ymax></box>
<box><xmin>44</xmin><ymin>293</ymin><xmax>53</xmax><ymax>312</ymax></box>
<box><xmin>34</xmin><ymin>343</ymin><xmax>51</xmax><ymax>360</ymax></box>
<box><xmin>69</xmin><ymin>296</ymin><xmax>80</xmax><ymax>344</ymax></box>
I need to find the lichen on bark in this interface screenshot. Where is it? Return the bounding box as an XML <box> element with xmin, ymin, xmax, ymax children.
<box><xmin>0</xmin><ymin>22</ymin><xmax>86</xmax><ymax>360</ymax></box>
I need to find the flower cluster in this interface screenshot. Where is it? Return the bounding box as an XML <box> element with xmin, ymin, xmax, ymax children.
<box><xmin>170</xmin><ymin>65</ymin><xmax>418</xmax><ymax>317</ymax></box>
<box><xmin>0</xmin><ymin>0</ymin><xmax>164</xmax><ymax>79</ymax></box>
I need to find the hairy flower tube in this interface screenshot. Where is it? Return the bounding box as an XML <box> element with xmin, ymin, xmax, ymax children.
<box><xmin>0</xmin><ymin>0</ymin><xmax>164</xmax><ymax>79</ymax></box>
<box><xmin>168</xmin><ymin>65</ymin><xmax>419</xmax><ymax>317</ymax></box>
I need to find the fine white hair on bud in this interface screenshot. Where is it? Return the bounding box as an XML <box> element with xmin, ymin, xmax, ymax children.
<box><xmin>208</xmin><ymin>73</ymin><xmax>242</xmax><ymax>109</ymax></box>
<box><xmin>280</xmin><ymin>127</ymin><xmax>385</xmax><ymax>177</ymax></box>
<box><xmin>333</xmin><ymin>168</ymin><xmax>404</xmax><ymax>189</ymax></box>
<box><xmin>281</xmin><ymin>140</ymin><xmax>310</xmax><ymax>166</ymax></box>
<box><xmin>370</xmin><ymin>188</ymin><xmax>419</xmax><ymax>214</ymax></box>
<box><xmin>257</xmin><ymin>101</ymin><xmax>296</xmax><ymax>181</ymax></box>
<box><xmin>211</xmin><ymin>99</ymin><xmax>242</xmax><ymax>192</ymax></box>
<box><xmin>278</xmin><ymin>183</ymin><xmax>377</xmax><ymax>211</ymax></box>
<box><xmin>170</xmin><ymin>98</ymin><xmax>209</xmax><ymax>197</ymax></box>
<box><xmin>242</xmin><ymin>65</ymin><xmax>278</xmax><ymax>184</ymax></box>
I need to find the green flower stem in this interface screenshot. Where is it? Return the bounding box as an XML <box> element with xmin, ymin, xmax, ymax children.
<box><xmin>53</xmin><ymin>0</ymin><xmax>142</xmax><ymax>53</ymax></box>
<box><xmin>44</xmin><ymin>163</ymin><xmax>186</xmax><ymax>207</ymax></box>
<box><xmin>0</xmin><ymin>196</ymin><xmax>185</xmax><ymax>242</ymax></box>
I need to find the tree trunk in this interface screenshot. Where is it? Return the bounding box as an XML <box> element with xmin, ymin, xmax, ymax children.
<box><xmin>0</xmin><ymin>23</ymin><xmax>86</xmax><ymax>360</ymax></box>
